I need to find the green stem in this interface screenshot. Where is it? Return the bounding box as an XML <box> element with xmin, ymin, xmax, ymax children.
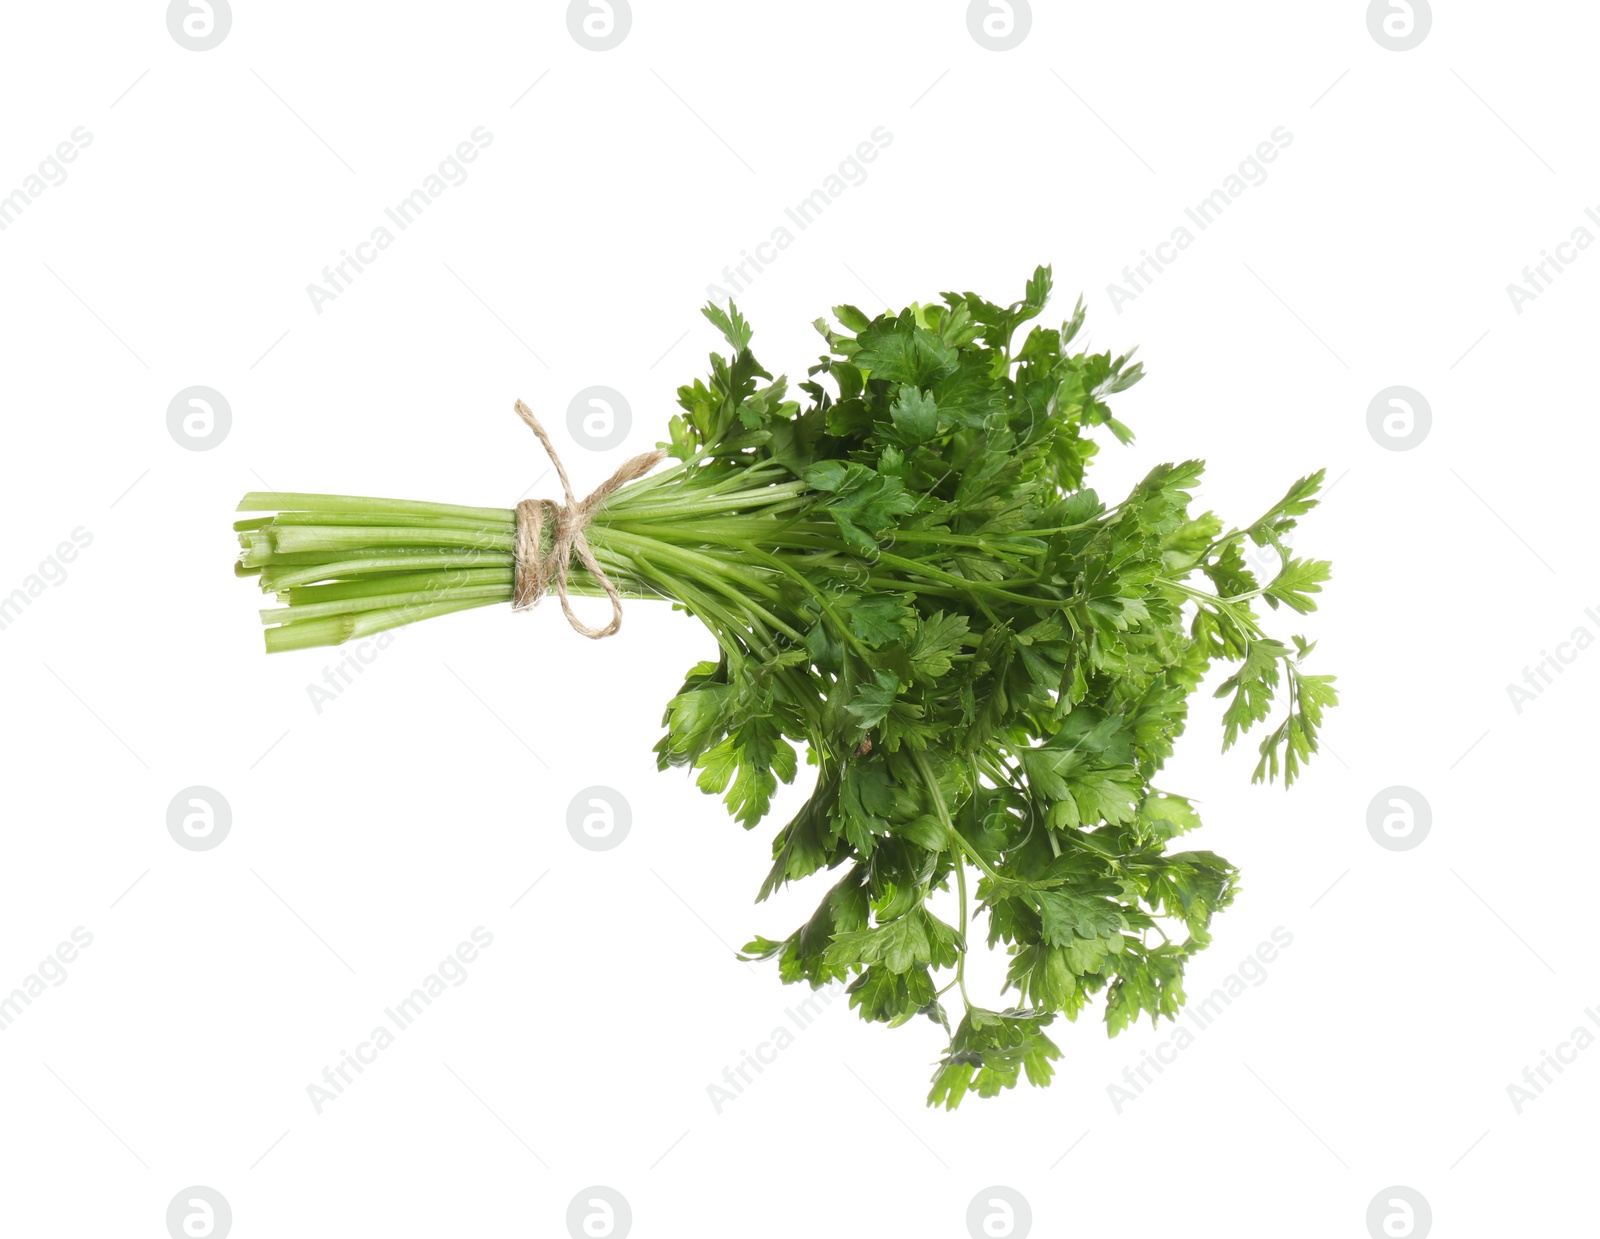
<box><xmin>953</xmin><ymin>845</ymin><xmax>971</xmax><ymax>1010</ymax></box>
<box><xmin>237</xmin><ymin>492</ymin><xmax>511</xmax><ymax>523</ymax></box>
<box><xmin>910</xmin><ymin>748</ymin><xmax>1002</xmax><ymax>886</ymax></box>
<box><xmin>263</xmin><ymin>583</ymin><xmax>511</xmax><ymax>625</ymax></box>
<box><xmin>262</xmin><ymin>596</ymin><xmax>500</xmax><ymax>653</ymax></box>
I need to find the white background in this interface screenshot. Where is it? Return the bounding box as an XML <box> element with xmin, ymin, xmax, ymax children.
<box><xmin>0</xmin><ymin>1</ymin><xmax>1594</xmax><ymax>1236</ymax></box>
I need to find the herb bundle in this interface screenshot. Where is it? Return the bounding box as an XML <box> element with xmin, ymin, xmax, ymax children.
<box><xmin>235</xmin><ymin>267</ymin><xmax>1335</xmax><ymax>1106</ymax></box>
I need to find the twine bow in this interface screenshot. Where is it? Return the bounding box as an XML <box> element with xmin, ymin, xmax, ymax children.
<box><xmin>511</xmin><ymin>400</ymin><xmax>666</xmax><ymax>639</ymax></box>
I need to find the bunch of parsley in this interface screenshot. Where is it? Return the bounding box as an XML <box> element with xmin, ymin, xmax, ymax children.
<box><xmin>235</xmin><ymin>267</ymin><xmax>1335</xmax><ymax>1106</ymax></box>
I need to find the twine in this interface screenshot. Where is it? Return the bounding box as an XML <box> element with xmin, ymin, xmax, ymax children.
<box><xmin>511</xmin><ymin>399</ymin><xmax>666</xmax><ymax>639</ymax></box>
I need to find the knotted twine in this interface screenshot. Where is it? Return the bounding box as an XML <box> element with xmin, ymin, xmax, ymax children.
<box><xmin>510</xmin><ymin>399</ymin><xmax>666</xmax><ymax>639</ymax></box>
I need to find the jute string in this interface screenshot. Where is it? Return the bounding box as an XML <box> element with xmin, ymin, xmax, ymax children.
<box><xmin>511</xmin><ymin>399</ymin><xmax>666</xmax><ymax>639</ymax></box>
